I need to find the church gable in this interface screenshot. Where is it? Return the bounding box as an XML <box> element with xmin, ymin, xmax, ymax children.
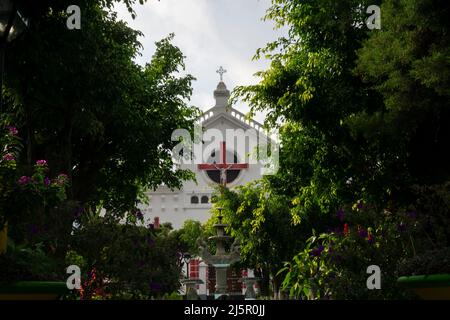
<box><xmin>198</xmin><ymin>77</ymin><xmax>266</xmax><ymax>140</ymax></box>
<box><xmin>202</xmin><ymin>112</ymin><xmax>252</xmax><ymax>132</ymax></box>
<box><xmin>144</xmin><ymin>67</ymin><xmax>267</xmax><ymax>229</ymax></box>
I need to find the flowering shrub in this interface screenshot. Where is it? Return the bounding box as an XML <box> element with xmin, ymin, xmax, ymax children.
<box><xmin>4</xmin><ymin>158</ymin><xmax>69</xmax><ymax>229</ymax></box>
<box><xmin>68</xmin><ymin>218</ymin><xmax>183</xmax><ymax>299</ymax></box>
<box><xmin>278</xmin><ymin>232</ymin><xmax>337</xmax><ymax>299</ymax></box>
<box><xmin>1</xmin><ymin>122</ymin><xmax>70</xmax><ymax>247</ymax></box>
<box><xmin>0</xmin><ymin>124</ymin><xmax>22</xmax><ymax>228</ymax></box>
<box><xmin>15</xmin><ymin>160</ymin><xmax>69</xmax><ymax>205</ymax></box>
<box><xmin>280</xmin><ymin>202</ymin><xmax>426</xmax><ymax>299</ymax></box>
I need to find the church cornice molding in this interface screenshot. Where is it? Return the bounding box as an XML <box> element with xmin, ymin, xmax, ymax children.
<box><xmin>199</xmin><ymin>106</ymin><xmax>265</xmax><ymax>134</ymax></box>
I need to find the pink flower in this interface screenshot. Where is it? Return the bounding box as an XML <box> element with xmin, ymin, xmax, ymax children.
<box><xmin>2</xmin><ymin>153</ymin><xmax>15</xmax><ymax>161</ymax></box>
<box><xmin>36</xmin><ymin>159</ymin><xmax>47</xmax><ymax>166</ymax></box>
<box><xmin>18</xmin><ymin>176</ymin><xmax>31</xmax><ymax>185</ymax></box>
<box><xmin>7</xmin><ymin>126</ymin><xmax>18</xmax><ymax>135</ymax></box>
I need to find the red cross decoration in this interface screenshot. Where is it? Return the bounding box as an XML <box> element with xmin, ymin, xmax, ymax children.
<box><xmin>198</xmin><ymin>141</ymin><xmax>248</xmax><ymax>187</ymax></box>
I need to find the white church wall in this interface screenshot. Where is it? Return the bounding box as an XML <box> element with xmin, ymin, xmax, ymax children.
<box><xmin>142</xmin><ymin>80</ymin><xmax>269</xmax><ymax>230</ymax></box>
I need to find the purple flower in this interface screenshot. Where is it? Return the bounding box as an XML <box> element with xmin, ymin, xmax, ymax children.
<box><xmin>358</xmin><ymin>228</ymin><xmax>368</xmax><ymax>238</ymax></box>
<box><xmin>2</xmin><ymin>153</ymin><xmax>15</xmax><ymax>161</ymax></box>
<box><xmin>407</xmin><ymin>210</ymin><xmax>417</xmax><ymax>219</ymax></box>
<box><xmin>36</xmin><ymin>159</ymin><xmax>47</xmax><ymax>166</ymax></box>
<box><xmin>149</xmin><ymin>282</ymin><xmax>162</xmax><ymax>292</ymax></box>
<box><xmin>44</xmin><ymin>177</ymin><xmax>51</xmax><ymax>186</ymax></box>
<box><xmin>328</xmin><ymin>244</ymin><xmax>334</xmax><ymax>254</ymax></box>
<box><xmin>356</xmin><ymin>201</ymin><xmax>364</xmax><ymax>210</ymax></box>
<box><xmin>7</xmin><ymin>126</ymin><xmax>18</xmax><ymax>135</ymax></box>
<box><xmin>336</xmin><ymin>208</ymin><xmax>345</xmax><ymax>222</ymax></box>
<box><xmin>311</xmin><ymin>245</ymin><xmax>324</xmax><ymax>257</ymax></box>
<box><xmin>28</xmin><ymin>224</ymin><xmax>40</xmax><ymax>235</ymax></box>
<box><xmin>73</xmin><ymin>206</ymin><xmax>84</xmax><ymax>218</ymax></box>
<box><xmin>18</xmin><ymin>175</ymin><xmax>31</xmax><ymax>185</ymax></box>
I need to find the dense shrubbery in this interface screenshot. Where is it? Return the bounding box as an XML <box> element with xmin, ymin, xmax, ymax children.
<box><xmin>1</xmin><ymin>1</ymin><xmax>196</xmax><ymax>299</ymax></box>
<box><xmin>398</xmin><ymin>248</ymin><xmax>450</xmax><ymax>277</ymax></box>
<box><xmin>67</xmin><ymin>216</ymin><xmax>183</xmax><ymax>299</ymax></box>
<box><xmin>222</xmin><ymin>0</ymin><xmax>450</xmax><ymax>299</ymax></box>
<box><xmin>279</xmin><ymin>203</ymin><xmax>422</xmax><ymax>299</ymax></box>
<box><xmin>0</xmin><ymin>242</ymin><xmax>63</xmax><ymax>285</ymax></box>
<box><xmin>1</xmin><ymin>120</ymin><xmax>69</xmax><ymax>284</ymax></box>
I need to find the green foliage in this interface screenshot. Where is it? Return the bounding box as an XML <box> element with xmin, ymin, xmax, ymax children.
<box><xmin>0</xmin><ymin>241</ymin><xmax>63</xmax><ymax>285</ymax></box>
<box><xmin>70</xmin><ymin>217</ymin><xmax>183</xmax><ymax>299</ymax></box>
<box><xmin>2</xmin><ymin>2</ymin><xmax>198</xmax><ymax>296</ymax></box>
<box><xmin>280</xmin><ymin>181</ymin><xmax>450</xmax><ymax>299</ymax></box>
<box><xmin>355</xmin><ymin>0</ymin><xmax>450</xmax><ymax>187</ymax></box>
<box><xmin>398</xmin><ymin>247</ymin><xmax>450</xmax><ymax>276</ymax></box>
<box><xmin>209</xmin><ymin>182</ymin><xmax>306</xmax><ymax>295</ymax></box>
<box><xmin>279</xmin><ymin>232</ymin><xmax>336</xmax><ymax>299</ymax></box>
<box><xmin>177</xmin><ymin>219</ymin><xmax>205</xmax><ymax>256</ymax></box>
<box><xmin>65</xmin><ymin>249</ymin><xmax>87</xmax><ymax>271</ymax></box>
<box><xmin>230</xmin><ymin>0</ymin><xmax>450</xmax><ymax>300</ymax></box>
<box><xmin>0</xmin><ymin>121</ymin><xmax>22</xmax><ymax>228</ymax></box>
<box><xmin>2</xmin><ymin>2</ymin><xmax>199</xmax><ymax>284</ymax></box>
<box><xmin>6</xmin><ymin>1</ymin><xmax>199</xmax><ymax>222</ymax></box>
<box><xmin>161</xmin><ymin>292</ymin><xmax>184</xmax><ymax>300</ymax></box>
<box><xmin>281</xmin><ymin>204</ymin><xmax>420</xmax><ymax>299</ymax></box>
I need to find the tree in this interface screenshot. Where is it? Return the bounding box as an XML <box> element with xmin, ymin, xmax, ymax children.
<box><xmin>208</xmin><ymin>183</ymin><xmax>306</xmax><ymax>298</ymax></box>
<box><xmin>233</xmin><ymin>0</ymin><xmax>386</xmax><ymax>224</ymax></box>
<box><xmin>229</xmin><ymin>0</ymin><xmax>450</xmax><ymax>299</ymax></box>
<box><xmin>234</xmin><ymin>0</ymin><xmax>449</xmax><ymax>239</ymax></box>
<box><xmin>4</xmin><ymin>1</ymin><xmax>199</xmax><ymax>253</ymax></box>
<box><xmin>177</xmin><ymin>219</ymin><xmax>205</xmax><ymax>256</ymax></box>
<box><xmin>355</xmin><ymin>0</ymin><xmax>450</xmax><ymax>189</ymax></box>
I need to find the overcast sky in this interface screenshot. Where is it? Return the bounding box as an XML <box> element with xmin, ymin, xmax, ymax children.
<box><xmin>114</xmin><ymin>0</ymin><xmax>286</xmax><ymax>123</ymax></box>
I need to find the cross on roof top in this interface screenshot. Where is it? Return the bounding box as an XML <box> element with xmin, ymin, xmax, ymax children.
<box><xmin>216</xmin><ymin>66</ymin><xmax>227</xmax><ymax>81</ymax></box>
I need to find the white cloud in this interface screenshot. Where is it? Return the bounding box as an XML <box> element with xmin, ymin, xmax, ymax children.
<box><xmin>114</xmin><ymin>0</ymin><xmax>287</xmax><ymax>123</ymax></box>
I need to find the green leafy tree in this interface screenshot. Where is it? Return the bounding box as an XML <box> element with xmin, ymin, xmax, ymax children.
<box><xmin>229</xmin><ymin>0</ymin><xmax>450</xmax><ymax>299</ymax></box>
<box><xmin>355</xmin><ymin>0</ymin><xmax>450</xmax><ymax>189</ymax></box>
<box><xmin>4</xmin><ymin>1</ymin><xmax>199</xmax><ymax>253</ymax></box>
<box><xmin>177</xmin><ymin>219</ymin><xmax>205</xmax><ymax>256</ymax></box>
<box><xmin>209</xmin><ymin>183</ymin><xmax>306</xmax><ymax>298</ymax></box>
<box><xmin>233</xmin><ymin>0</ymin><xmax>385</xmax><ymax>223</ymax></box>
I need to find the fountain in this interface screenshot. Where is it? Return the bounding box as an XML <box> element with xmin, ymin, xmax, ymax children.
<box><xmin>181</xmin><ymin>278</ymin><xmax>204</xmax><ymax>300</ymax></box>
<box><xmin>180</xmin><ymin>253</ymin><xmax>204</xmax><ymax>300</ymax></box>
<box><xmin>197</xmin><ymin>208</ymin><xmax>241</xmax><ymax>299</ymax></box>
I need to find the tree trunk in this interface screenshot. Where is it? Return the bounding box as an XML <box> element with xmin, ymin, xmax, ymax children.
<box><xmin>271</xmin><ymin>273</ymin><xmax>282</xmax><ymax>300</ymax></box>
<box><xmin>255</xmin><ymin>267</ymin><xmax>270</xmax><ymax>298</ymax></box>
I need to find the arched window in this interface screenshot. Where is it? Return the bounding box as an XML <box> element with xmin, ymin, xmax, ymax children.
<box><xmin>191</xmin><ymin>196</ymin><xmax>199</xmax><ymax>204</ymax></box>
<box><xmin>201</xmin><ymin>196</ymin><xmax>209</xmax><ymax>204</ymax></box>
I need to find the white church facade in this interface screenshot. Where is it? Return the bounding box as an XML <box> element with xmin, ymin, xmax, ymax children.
<box><xmin>139</xmin><ymin>69</ymin><xmax>270</xmax><ymax>230</ymax></box>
